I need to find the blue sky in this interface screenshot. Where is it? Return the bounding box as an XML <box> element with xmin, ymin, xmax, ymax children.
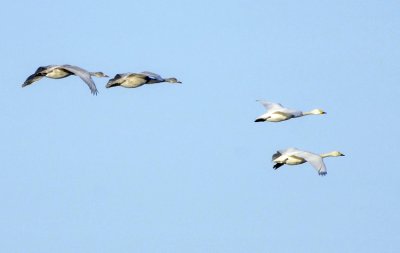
<box><xmin>1</xmin><ymin>0</ymin><xmax>399</xmax><ymax>252</ymax></box>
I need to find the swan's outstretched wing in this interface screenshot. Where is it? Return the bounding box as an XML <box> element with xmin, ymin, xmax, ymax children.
<box><xmin>61</xmin><ymin>65</ymin><xmax>98</xmax><ymax>95</ymax></box>
<box><xmin>257</xmin><ymin>100</ymin><xmax>284</xmax><ymax>111</ymax></box>
<box><xmin>295</xmin><ymin>151</ymin><xmax>327</xmax><ymax>176</ymax></box>
<box><xmin>22</xmin><ymin>65</ymin><xmax>54</xmax><ymax>87</ymax></box>
<box><xmin>141</xmin><ymin>71</ymin><xmax>164</xmax><ymax>81</ymax></box>
<box><xmin>22</xmin><ymin>72</ymin><xmax>44</xmax><ymax>87</ymax></box>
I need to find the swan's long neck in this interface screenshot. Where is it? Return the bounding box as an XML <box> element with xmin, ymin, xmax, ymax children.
<box><xmin>302</xmin><ymin>110</ymin><xmax>316</xmax><ymax>115</ymax></box>
<box><xmin>164</xmin><ymin>77</ymin><xmax>174</xmax><ymax>82</ymax></box>
<box><xmin>89</xmin><ymin>72</ymin><xmax>106</xmax><ymax>77</ymax></box>
<box><xmin>164</xmin><ymin>77</ymin><xmax>182</xmax><ymax>84</ymax></box>
<box><xmin>302</xmin><ymin>109</ymin><xmax>325</xmax><ymax>116</ymax></box>
<box><xmin>320</xmin><ymin>152</ymin><xmax>336</xmax><ymax>158</ymax></box>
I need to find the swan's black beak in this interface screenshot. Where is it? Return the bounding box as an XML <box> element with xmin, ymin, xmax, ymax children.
<box><xmin>340</xmin><ymin>154</ymin><xmax>345</xmax><ymax>156</ymax></box>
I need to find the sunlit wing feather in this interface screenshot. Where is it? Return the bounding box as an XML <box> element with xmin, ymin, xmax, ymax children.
<box><xmin>257</xmin><ymin>100</ymin><xmax>284</xmax><ymax>111</ymax></box>
<box><xmin>60</xmin><ymin>65</ymin><xmax>98</xmax><ymax>95</ymax></box>
<box><xmin>141</xmin><ymin>71</ymin><xmax>164</xmax><ymax>81</ymax></box>
<box><xmin>295</xmin><ymin>151</ymin><xmax>327</xmax><ymax>176</ymax></box>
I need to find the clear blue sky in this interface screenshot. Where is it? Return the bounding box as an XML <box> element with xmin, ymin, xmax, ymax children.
<box><xmin>1</xmin><ymin>0</ymin><xmax>399</xmax><ymax>252</ymax></box>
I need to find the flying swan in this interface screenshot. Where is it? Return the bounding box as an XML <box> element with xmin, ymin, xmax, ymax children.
<box><xmin>106</xmin><ymin>71</ymin><xmax>181</xmax><ymax>88</ymax></box>
<box><xmin>272</xmin><ymin>148</ymin><xmax>344</xmax><ymax>176</ymax></box>
<box><xmin>255</xmin><ymin>100</ymin><xmax>326</xmax><ymax>122</ymax></box>
<box><xmin>22</xmin><ymin>64</ymin><xmax>108</xmax><ymax>95</ymax></box>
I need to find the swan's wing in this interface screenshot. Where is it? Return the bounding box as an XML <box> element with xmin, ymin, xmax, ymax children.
<box><xmin>112</xmin><ymin>73</ymin><xmax>123</xmax><ymax>80</ymax></box>
<box><xmin>111</xmin><ymin>73</ymin><xmax>130</xmax><ymax>81</ymax></box>
<box><xmin>272</xmin><ymin>148</ymin><xmax>299</xmax><ymax>161</ymax></box>
<box><xmin>284</xmin><ymin>109</ymin><xmax>303</xmax><ymax>117</ymax></box>
<box><xmin>60</xmin><ymin>65</ymin><xmax>98</xmax><ymax>95</ymax></box>
<box><xmin>22</xmin><ymin>65</ymin><xmax>54</xmax><ymax>87</ymax></box>
<box><xmin>295</xmin><ymin>151</ymin><xmax>327</xmax><ymax>176</ymax></box>
<box><xmin>271</xmin><ymin>151</ymin><xmax>282</xmax><ymax>161</ymax></box>
<box><xmin>128</xmin><ymin>73</ymin><xmax>148</xmax><ymax>78</ymax></box>
<box><xmin>22</xmin><ymin>72</ymin><xmax>44</xmax><ymax>87</ymax></box>
<box><xmin>278</xmin><ymin>147</ymin><xmax>299</xmax><ymax>155</ymax></box>
<box><xmin>106</xmin><ymin>73</ymin><xmax>130</xmax><ymax>88</ymax></box>
<box><xmin>257</xmin><ymin>100</ymin><xmax>284</xmax><ymax>111</ymax></box>
<box><xmin>141</xmin><ymin>71</ymin><xmax>164</xmax><ymax>81</ymax></box>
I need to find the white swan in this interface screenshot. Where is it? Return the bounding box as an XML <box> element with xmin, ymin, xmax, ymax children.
<box><xmin>22</xmin><ymin>65</ymin><xmax>108</xmax><ymax>95</ymax></box>
<box><xmin>255</xmin><ymin>100</ymin><xmax>326</xmax><ymax>122</ymax></box>
<box><xmin>272</xmin><ymin>148</ymin><xmax>345</xmax><ymax>176</ymax></box>
<box><xmin>106</xmin><ymin>71</ymin><xmax>181</xmax><ymax>88</ymax></box>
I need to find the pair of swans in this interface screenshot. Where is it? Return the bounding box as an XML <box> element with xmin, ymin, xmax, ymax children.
<box><xmin>22</xmin><ymin>64</ymin><xmax>182</xmax><ymax>95</ymax></box>
<box><xmin>255</xmin><ymin>100</ymin><xmax>345</xmax><ymax>176</ymax></box>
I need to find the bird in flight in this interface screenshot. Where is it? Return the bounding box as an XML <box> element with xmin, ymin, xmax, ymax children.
<box><xmin>255</xmin><ymin>100</ymin><xmax>326</xmax><ymax>122</ymax></box>
<box><xmin>22</xmin><ymin>64</ymin><xmax>109</xmax><ymax>95</ymax></box>
<box><xmin>106</xmin><ymin>71</ymin><xmax>181</xmax><ymax>88</ymax></box>
<box><xmin>272</xmin><ymin>147</ymin><xmax>345</xmax><ymax>176</ymax></box>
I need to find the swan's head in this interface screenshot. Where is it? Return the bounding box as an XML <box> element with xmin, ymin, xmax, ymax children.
<box><xmin>330</xmin><ymin>151</ymin><xmax>345</xmax><ymax>157</ymax></box>
<box><xmin>91</xmin><ymin>72</ymin><xmax>109</xmax><ymax>78</ymax></box>
<box><xmin>320</xmin><ymin>151</ymin><xmax>345</xmax><ymax>158</ymax></box>
<box><xmin>165</xmin><ymin>77</ymin><xmax>182</xmax><ymax>84</ymax></box>
<box><xmin>310</xmin><ymin>109</ymin><xmax>326</xmax><ymax>115</ymax></box>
